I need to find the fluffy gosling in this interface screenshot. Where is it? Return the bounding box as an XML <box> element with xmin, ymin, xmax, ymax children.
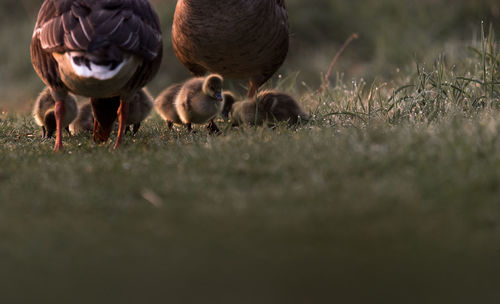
<box><xmin>228</xmin><ymin>90</ymin><xmax>308</xmax><ymax>126</ymax></box>
<box><xmin>221</xmin><ymin>91</ymin><xmax>237</xmax><ymax>120</ymax></box>
<box><xmin>126</xmin><ymin>88</ymin><xmax>153</xmax><ymax>135</ymax></box>
<box><xmin>69</xmin><ymin>102</ymin><xmax>94</xmax><ymax>135</ymax></box>
<box><xmin>154</xmin><ymin>83</ymin><xmax>183</xmax><ymax>130</ymax></box>
<box><xmin>33</xmin><ymin>87</ymin><xmax>77</xmax><ymax>138</ymax></box>
<box><xmin>155</xmin><ymin>74</ymin><xmax>224</xmax><ymax>134</ymax></box>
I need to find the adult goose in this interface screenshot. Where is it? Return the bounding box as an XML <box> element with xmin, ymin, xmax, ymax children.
<box><xmin>31</xmin><ymin>0</ymin><xmax>163</xmax><ymax>151</ymax></box>
<box><xmin>172</xmin><ymin>0</ymin><xmax>289</xmax><ymax>98</ymax></box>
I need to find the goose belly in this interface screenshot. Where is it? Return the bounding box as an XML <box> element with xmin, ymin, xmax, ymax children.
<box><xmin>53</xmin><ymin>52</ymin><xmax>142</xmax><ymax>98</ymax></box>
<box><xmin>175</xmin><ymin>11</ymin><xmax>288</xmax><ymax>78</ymax></box>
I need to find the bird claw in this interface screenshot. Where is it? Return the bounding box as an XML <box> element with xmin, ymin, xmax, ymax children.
<box><xmin>53</xmin><ymin>142</ymin><xmax>63</xmax><ymax>152</ymax></box>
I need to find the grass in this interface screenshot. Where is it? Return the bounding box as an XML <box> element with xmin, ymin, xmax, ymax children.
<box><xmin>2</xmin><ymin>111</ymin><xmax>500</xmax><ymax>303</ymax></box>
<box><xmin>1</xmin><ymin>29</ymin><xmax>500</xmax><ymax>303</ymax></box>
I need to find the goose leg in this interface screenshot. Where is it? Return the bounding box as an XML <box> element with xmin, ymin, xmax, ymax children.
<box><xmin>54</xmin><ymin>100</ymin><xmax>65</xmax><ymax>152</ymax></box>
<box><xmin>114</xmin><ymin>100</ymin><xmax>129</xmax><ymax>149</ymax></box>
<box><xmin>247</xmin><ymin>80</ymin><xmax>258</xmax><ymax>98</ymax></box>
<box><xmin>42</xmin><ymin>126</ymin><xmax>47</xmax><ymax>138</ymax></box>
<box><xmin>186</xmin><ymin>123</ymin><xmax>192</xmax><ymax>133</ymax></box>
<box><xmin>167</xmin><ymin>121</ymin><xmax>173</xmax><ymax>130</ymax></box>
<box><xmin>248</xmin><ymin>74</ymin><xmax>272</xmax><ymax>98</ymax></box>
<box><xmin>91</xmin><ymin>97</ymin><xmax>120</xmax><ymax>144</ymax></box>
<box><xmin>92</xmin><ymin>118</ymin><xmax>100</xmax><ymax>142</ymax></box>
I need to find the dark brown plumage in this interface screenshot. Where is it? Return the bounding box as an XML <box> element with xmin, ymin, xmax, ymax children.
<box><xmin>172</xmin><ymin>0</ymin><xmax>289</xmax><ymax>98</ymax></box>
<box><xmin>31</xmin><ymin>0</ymin><xmax>162</xmax><ymax>151</ymax></box>
<box><xmin>229</xmin><ymin>90</ymin><xmax>309</xmax><ymax>126</ymax></box>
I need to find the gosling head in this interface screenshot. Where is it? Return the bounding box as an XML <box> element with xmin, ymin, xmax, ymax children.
<box><xmin>203</xmin><ymin>74</ymin><xmax>223</xmax><ymax>102</ymax></box>
<box><xmin>221</xmin><ymin>91</ymin><xmax>237</xmax><ymax>120</ymax></box>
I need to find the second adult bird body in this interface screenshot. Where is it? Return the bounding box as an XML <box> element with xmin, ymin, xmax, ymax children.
<box><xmin>172</xmin><ymin>0</ymin><xmax>289</xmax><ymax>97</ymax></box>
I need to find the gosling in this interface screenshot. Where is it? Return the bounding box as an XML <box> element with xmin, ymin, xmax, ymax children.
<box><xmin>155</xmin><ymin>74</ymin><xmax>224</xmax><ymax>134</ymax></box>
<box><xmin>69</xmin><ymin>102</ymin><xmax>94</xmax><ymax>135</ymax></box>
<box><xmin>221</xmin><ymin>91</ymin><xmax>237</xmax><ymax>120</ymax></box>
<box><xmin>33</xmin><ymin>87</ymin><xmax>77</xmax><ymax>138</ymax></box>
<box><xmin>126</xmin><ymin>88</ymin><xmax>153</xmax><ymax>135</ymax></box>
<box><xmin>228</xmin><ymin>90</ymin><xmax>309</xmax><ymax>126</ymax></box>
<box><xmin>154</xmin><ymin>83</ymin><xmax>183</xmax><ymax>130</ymax></box>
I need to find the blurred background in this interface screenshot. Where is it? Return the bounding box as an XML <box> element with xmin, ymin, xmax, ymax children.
<box><xmin>0</xmin><ymin>0</ymin><xmax>498</xmax><ymax>112</ymax></box>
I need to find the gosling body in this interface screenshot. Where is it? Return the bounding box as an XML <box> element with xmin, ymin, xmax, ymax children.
<box><xmin>69</xmin><ymin>102</ymin><xmax>94</xmax><ymax>135</ymax></box>
<box><xmin>156</xmin><ymin>74</ymin><xmax>224</xmax><ymax>133</ymax></box>
<box><xmin>126</xmin><ymin>89</ymin><xmax>153</xmax><ymax>134</ymax></box>
<box><xmin>154</xmin><ymin>83</ymin><xmax>183</xmax><ymax>129</ymax></box>
<box><xmin>230</xmin><ymin>90</ymin><xmax>308</xmax><ymax>126</ymax></box>
<box><xmin>33</xmin><ymin>87</ymin><xmax>77</xmax><ymax>138</ymax></box>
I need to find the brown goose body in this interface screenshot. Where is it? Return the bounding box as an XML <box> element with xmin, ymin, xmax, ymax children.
<box><xmin>172</xmin><ymin>0</ymin><xmax>289</xmax><ymax>97</ymax></box>
<box><xmin>31</xmin><ymin>0</ymin><xmax>162</xmax><ymax>151</ymax></box>
<box><xmin>69</xmin><ymin>102</ymin><xmax>94</xmax><ymax>134</ymax></box>
<box><xmin>155</xmin><ymin>75</ymin><xmax>224</xmax><ymax>134</ymax></box>
<box><xmin>229</xmin><ymin>90</ymin><xmax>308</xmax><ymax>126</ymax></box>
<box><xmin>33</xmin><ymin>87</ymin><xmax>77</xmax><ymax>138</ymax></box>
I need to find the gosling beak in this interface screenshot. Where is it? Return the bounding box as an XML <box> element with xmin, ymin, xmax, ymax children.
<box><xmin>215</xmin><ymin>91</ymin><xmax>223</xmax><ymax>101</ymax></box>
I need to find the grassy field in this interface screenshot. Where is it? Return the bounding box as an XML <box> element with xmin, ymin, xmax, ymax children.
<box><xmin>1</xmin><ymin>24</ymin><xmax>500</xmax><ymax>302</ymax></box>
<box><xmin>2</xmin><ymin>115</ymin><xmax>500</xmax><ymax>303</ymax></box>
<box><xmin>1</xmin><ymin>0</ymin><xmax>500</xmax><ymax>303</ymax></box>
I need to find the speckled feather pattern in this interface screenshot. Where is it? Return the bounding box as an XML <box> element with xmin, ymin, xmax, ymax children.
<box><xmin>172</xmin><ymin>0</ymin><xmax>289</xmax><ymax>88</ymax></box>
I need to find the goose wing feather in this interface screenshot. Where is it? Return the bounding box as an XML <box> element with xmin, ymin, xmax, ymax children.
<box><xmin>31</xmin><ymin>0</ymin><xmax>162</xmax><ymax>90</ymax></box>
<box><xmin>34</xmin><ymin>0</ymin><xmax>161</xmax><ymax>61</ymax></box>
<box><xmin>276</xmin><ymin>0</ymin><xmax>286</xmax><ymax>9</ymax></box>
